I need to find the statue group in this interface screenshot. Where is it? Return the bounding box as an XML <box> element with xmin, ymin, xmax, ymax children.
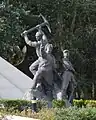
<box><xmin>22</xmin><ymin>15</ymin><xmax>77</xmax><ymax>109</ymax></box>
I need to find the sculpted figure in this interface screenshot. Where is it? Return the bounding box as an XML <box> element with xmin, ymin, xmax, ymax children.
<box><xmin>57</xmin><ymin>50</ymin><xmax>76</xmax><ymax>106</ymax></box>
<box><xmin>33</xmin><ymin>43</ymin><xmax>56</xmax><ymax>107</ymax></box>
<box><xmin>23</xmin><ymin>28</ymin><xmax>48</xmax><ymax>76</ymax></box>
<box><xmin>22</xmin><ymin>29</ymin><xmax>57</xmax><ymax>107</ymax></box>
<box><xmin>22</xmin><ymin>29</ymin><xmax>48</xmax><ymax>98</ymax></box>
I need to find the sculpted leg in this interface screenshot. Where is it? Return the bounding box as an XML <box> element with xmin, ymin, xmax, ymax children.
<box><xmin>29</xmin><ymin>59</ymin><xmax>40</xmax><ymax>76</ymax></box>
<box><xmin>61</xmin><ymin>71</ymin><xmax>71</xmax><ymax>99</ymax></box>
<box><xmin>42</xmin><ymin>69</ymin><xmax>53</xmax><ymax>108</ymax></box>
<box><xmin>31</xmin><ymin>68</ymin><xmax>43</xmax><ymax>89</ymax></box>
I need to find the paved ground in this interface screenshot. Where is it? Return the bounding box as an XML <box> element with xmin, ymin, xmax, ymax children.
<box><xmin>1</xmin><ymin>115</ymin><xmax>39</xmax><ymax>120</ymax></box>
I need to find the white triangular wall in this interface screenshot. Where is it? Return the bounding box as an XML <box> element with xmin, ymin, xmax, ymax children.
<box><xmin>0</xmin><ymin>57</ymin><xmax>33</xmax><ymax>99</ymax></box>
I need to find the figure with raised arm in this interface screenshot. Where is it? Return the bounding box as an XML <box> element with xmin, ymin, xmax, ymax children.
<box><xmin>22</xmin><ymin>28</ymin><xmax>48</xmax><ymax>76</ymax></box>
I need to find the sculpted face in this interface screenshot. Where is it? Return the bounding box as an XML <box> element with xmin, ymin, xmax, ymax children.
<box><xmin>42</xmin><ymin>35</ymin><xmax>48</xmax><ymax>44</ymax></box>
<box><xmin>35</xmin><ymin>31</ymin><xmax>43</xmax><ymax>41</ymax></box>
<box><xmin>63</xmin><ymin>50</ymin><xmax>69</xmax><ymax>58</ymax></box>
<box><xmin>45</xmin><ymin>44</ymin><xmax>53</xmax><ymax>54</ymax></box>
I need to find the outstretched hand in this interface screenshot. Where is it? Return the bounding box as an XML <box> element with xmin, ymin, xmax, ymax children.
<box><xmin>36</xmin><ymin>24</ymin><xmax>42</xmax><ymax>30</ymax></box>
<box><xmin>21</xmin><ymin>30</ymin><xmax>27</xmax><ymax>37</ymax></box>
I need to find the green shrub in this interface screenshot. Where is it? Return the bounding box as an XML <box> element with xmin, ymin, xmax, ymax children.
<box><xmin>73</xmin><ymin>99</ymin><xmax>86</xmax><ymax>107</ymax></box>
<box><xmin>52</xmin><ymin>100</ymin><xmax>65</xmax><ymax>108</ymax></box>
<box><xmin>30</xmin><ymin>107</ymin><xmax>96</xmax><ymax>120</ymax></box>
<box><xmin>0</xmin><ymin>99</ymin><xmax>31</xmax><ymax>111</ymax></box>
<box><xmin>38</xmin><ymin>108</ymin><xmax>55</xmax><ymax>120</ymax></box>
<box><xmin>0</xmin><ymin>99</ymin><xmax>48</xmax><ymax>112</ymax></box>
<box><xmin>1</xmin><ymin>99</ymin><xmax>96</xmax><ymax>112</ymax></box>
<box><xmin>1</xmin><ymin>99</ymin><xmax>96</xmax><ymax>120</ymax></box>
<box><xmin>55</xmin><ymin>107</ymin><xmax>96</xmax><ymax>120</ymax></box>
<box><xmin>73</xmin><ymin>99</ymin><xmax>96</xmax><ymax>108</ymax></box>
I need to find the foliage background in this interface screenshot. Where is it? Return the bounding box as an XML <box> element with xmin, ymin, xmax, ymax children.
<box><xmin>0</xmin><ymin>0</ymin><xmax>96</xmax><ymax>99</ymax></box>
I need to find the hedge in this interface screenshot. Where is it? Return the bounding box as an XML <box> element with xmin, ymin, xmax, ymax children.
<box><xmin>0</xmin><ymin>99</ymin><xmax>48</xmax><ymax>112</ymax></box>
<box><xmin>1</xmin><ymin>99</ymin><xmax>96</xmax><ymax>120</ymax></box>
<box><xmin>0</xmin><ymin>99</ymin><xmax>31</xmax><ymax>112</ymax></box>
<box><xmin>55</xmin><ymin>107</ymin><xmax>96</xmax><ymax>120</ymax></box>
<box><xmin>73</xmin><ymin>99</ymin><xmax>96</xmax><ymax>108</ymax></box>
<box><xmin>0</xmin><ymin>99</ymin><xmax>96</xmax><ymax>111</ymax></box>
<box><xmin>1</xmin><ymin>107</ymin><xmax>96</xmax><ymax>120</ymax></box>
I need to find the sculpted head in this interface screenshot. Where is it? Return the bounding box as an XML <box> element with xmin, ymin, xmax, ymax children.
<box><xmin>42</xmin><ymin>34</ymin><xmax>48</xmax><ymax>44</ymax></box>
<box><xmin>35</xmin><ymin>30</ymin><xmax>43</xmax><ymax>41</ymax></box>
<box><xmin>63</xmin><ymin>49</ymin><xmax>69</xmax><ymax>58</ymax></box>
<box><xmin>45</xmin><ymin>44</ymin><xmax>53</xmax><ymax>54</ymax></box>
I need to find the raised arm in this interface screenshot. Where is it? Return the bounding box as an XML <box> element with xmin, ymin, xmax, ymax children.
<box><xmin>22</xmin><ymin>31</ymin><xmax>41</xmax><ymax>47</ymax></box>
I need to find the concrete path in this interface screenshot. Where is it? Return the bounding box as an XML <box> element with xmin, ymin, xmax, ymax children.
<box><xmin>1</xmin><ymin>115</ymin><xmax>39</xmax><ymax>120</ymax></box>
